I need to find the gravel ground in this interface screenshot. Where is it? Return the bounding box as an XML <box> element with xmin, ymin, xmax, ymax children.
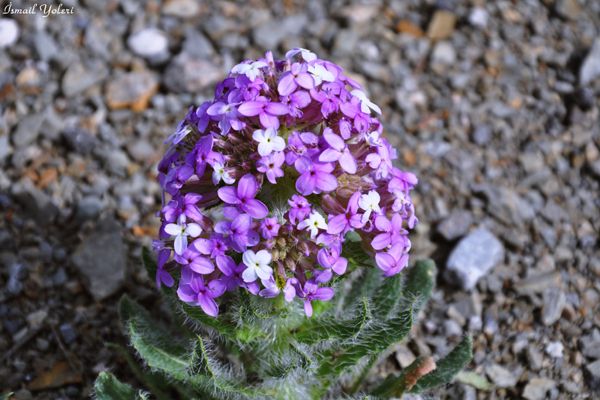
<box><xmin>1</xmin><ymin>0</ymin><xmax>599</xmax><ymax>399</ymax></box>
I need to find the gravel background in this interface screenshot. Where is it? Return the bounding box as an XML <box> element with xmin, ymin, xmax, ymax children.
<box><xmin>1</xmin><ymin>0</ymin><xmax>599</xmax><ymax>399</ymax></box>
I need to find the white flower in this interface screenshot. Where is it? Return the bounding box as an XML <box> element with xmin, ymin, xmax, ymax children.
<box><xmin>298</xmin><ymin>211</ymin><xmax>328</xmax><ymax>239</ymax></box>
<box><xmin>285</xmin><ymin>47</ymin><xmax>317</xmax><ymax>62</ymax></box>
<box><xmin>211</xmin><ymin>161</ymin><xmax>235</xmax><ymax>185</ymax></box>
<box><xmin>252</xmin><ymin>128</ymin><xmax>286</xmax><ymax>156</ymax></box>
<box><xmin>231</xmin><ymin>61</ymin><xmax>268</xmax><ymax>81</ymax></box>
<box><xmin>308</xmin><ymin>63</ymin><xmax>335</xmax><ymax>86</ymax></box>
<box><xmin>358</xmin><ymin>190</ymin><xmax>381</xmax><ymax>223</ymax></box>
<box><xmin>365</xmin><ymin>131</ymin><xmax>382</xmax><ymax>147</ymax></box>
<box><xmin>164</xmin><ymin>216</ymin><xmax>202</xmax><ymax>255</ymax></box>
<box><xmin>242</xmin><ymin>249</ymin><xmax>273</xmax><ymax>282</ymax></box>
<box><xmin>351</xmin><ymin>89</ymin><xmax>382</xmax><ymax>115</ymax></box>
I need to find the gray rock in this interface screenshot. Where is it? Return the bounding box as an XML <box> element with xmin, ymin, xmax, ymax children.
<box><xmin>446</xmin><ymin>227</ymin><xmax>505</xmax><ymax>290</ymax></box>
<box><xmin>76</xmin><ymin>196</ymin><xmax>104</xmax><ymax>220</ymax></box>
<box><xmin>59</xmin><ymin>323</ymin><xmax>77</xmax><ymax>344</ymax></box>
<box><xmin>34</xmin><ymin>31</ymin><xmax>59</xmax><ymax>61</ymax></box>
<box><xmin>581</xmin><ymin>331</ymin><xmax>600</xmax><ymax>359</ymax></box>
<box><xmin>580</xmin><ymin>39</ymin><xmax>600</xmax><ymax>85</ymax></box>
<box><xmin>541</xmin><ymin>287</ymin><xmax>566</xmax><ymax>326</ymax></box>
<box><xmin>545</xmin><ymin>341</ymin><xmax>564</xmax><ymax>358</ymax></box>
<box><xmin>431</xmin><ymin>41</ymin><xmax>456</xmax><ymax>65</ymax></box>
<box><xmin>485</xmin><ymin>364</ymin><xmax>518</xmax><ymax>388</ymax></box>
<box><xmin>472</xmin><ymin>124</ymin><xmax>492</xmax><ymax>145</ymax></box>
<box><xmin>164</xmin><ymin>54</ymin><xmax>222</xmax><ymax>93</ymax></box>
<box><xmin>555</xmin><ymin>0</ymin><xmax>581</xmax><ymax>20</ymax></box>
<box><xmin>468</xmin><ymin>7</ymin><xmax>488</xmax><ymax>28</ymax></box>
<box><xmin>522</xmin><ymin>378</ymin><xmax>556</xmax><ymax>400</ymax></box>
<box><xmin>253</xmin><ymin>14</ymin><xmax>308</xmax><ymax>49</ymax></box>
<box><xmin>126</xmin><ymin>139</ymin><xmax>155</xmax><ymax>162</ymax></box>
<box><xmin>62</xmin><ymin>61</ymin><xmax>108</xmax><ymax>97</ymax></box>
<box><xmin>6</xmin><ymin>261</ymin><xmax>25</xmax><ymax>295</ymax></box>
<box><xmin>11</xmin><ymin>180</ymin><xmax>58</xmax><ymax>225</ymax></box>
<box><xmin>527</xmin><ymin>346</ymin><xmax>544</xmax><ymax>371</ymax></box>
<box><xmin>437</xmin><ymin>210</ymin><xmax>473</xmax><ymax>241</ymax></box>
<box><xmin>0</xmin><ymin>19</ymin><xmax>19</xmax><ymax>48</ymax></box>
<box><xmin>585</xmin><ymin>359</ymin><xmax>600</xmax><ymax>392</ymax></box>
<box><xmin>12</xmin><ymin>115</ymin><xmax>44</xmax><ymax>148</ymax></box>
<box><xmin>182</xmin><ymin>28</ymin><xmax>214</xmax><ymax>58</ymax></box>
<box><xmin>0</xmin><ymin>134</ymin><xmax>12</xmax><ymax>164</ymax></box>
<box><xmin>127</xmin><ymin>28</ymin><xmax>169</xmax><ymax>60</ymax></box>
<box><xmin>26</xmin><ymin>310</ymin><xmax>48</xmax><ymax>330</ymax></box>
<box><xmin>71</xmin><ymin>219</ymin><xmax>127</xmax><ymax>301</ymax></box>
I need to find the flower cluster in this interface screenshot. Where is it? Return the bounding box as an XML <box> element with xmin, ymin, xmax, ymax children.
<box><xmin>154</xmin><ymin>49</ymin><xmax>418</xmax><ymax>317</ymax></box>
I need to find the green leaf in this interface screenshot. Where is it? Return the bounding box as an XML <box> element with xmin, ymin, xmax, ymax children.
<box><xmin>341</xmin><ymin>268</ymin><xmax>382</xmax><ymax>311</ymax></box>
<box><xmin>121</xmin><ymin>295</ymin><xmax>262</xmax><ymax>399</ymax></box>
<box><xmin>1</xmin><ymin>393</ymin><xmax>13</xmax><ymax>400</ymax></box>
<box><xmin>94</xmin><ymin>372</ymin><xmax>148</xmax><ymax>400</ymax></box>
<box><xmin>342</xmin><ymin>241</ymin><xmax>375</xmax><ymax>268</ymax></box>
<box><xmin>371</xmin><ymin>357</ymin><xmax>436</xmax><ymax>397</ymax></box>
<box><xmin>371</xmin><ymin>273</ymin><xmax>403</xmax><ymax>319</ymax></box>
<box><xmin>402</xmin><ymin>259</ymin><xmax>436</xmax><ymax>316</ymax></box>
<box><xmin>141</xmin><ymin>247</ymin><xmax>157</xmax><ymax>281</ymax></box>
<box><xmin>295</xmin><ymin>298</ymin><xmax>370</xmax><ymax>344</ymax></box>
<box><xmin>409</xmin><ymin>335</ymin><xmax>473</xmax><ymax>393</ymax></box>
<box><xmin>317</xmin><ymin>308</ymin><xmax>413</xmax><ymax>378</ymax></box>
<box><xmin>180</xmin><ymin>302</ymin><xmax>237</xmax><ymax>338</ymax></box>
<box><xmin>108</xmin><ymin>343</ymin><xmax>173</xmax><ymax>400</ymax></box>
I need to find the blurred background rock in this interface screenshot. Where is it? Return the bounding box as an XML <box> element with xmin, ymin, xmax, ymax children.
<box><xmin>0</xmin><ymin>0</ymin><xmax>599</xmax><ymax>398</ymax></box>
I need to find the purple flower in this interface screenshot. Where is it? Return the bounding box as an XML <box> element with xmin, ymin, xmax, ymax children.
<box><xmin>319</xmin><ymin>128</ymin><xmax>357</xmax><ymax>173</ymax></box>
<box><xmin>155</xmin><ymin>248</ymin><xmax>174</xmax><ymax>289</ymax></box>
<box><xmin>217</xmin><ymin>174</ymin><xmax>268</xmax><ymax>219</ymax></box>
<box><xmin>257</xmin><ymin>151</ymin><xmax>285</xmax><ymax>184</ymax></box>
<box><xmin>238</xmin><ymin>97</ymin><xmax>289</xmax><ymax>129</ymax></box>
<box><xmin>157</xmin><ymin>49</ymin><xmax>419</xmax><ymax>317</ymax></box>
<box><xmin>327</xmin><ymin>192</ymin><xmax>363</xmax><ymax>235</ymax></box>
<box><xmin>287</xmin><ymin>194</ymin><xmax>312</xmax><ymax>224</ymax></box>
<box><xmin>375</xmin><ymin>244</ymin><xmax>409</xmax><ymax>276</ymax></box>
<box><xmin>259</xmin><ymin>217</ymin><xmax>281</xmax><ymax>239</ymax></box>
<box><xmin>206</xmin><ymin>100</ymin><xmax>245</xmax><ymax>135</ymax></box>
<box><xmin>278</xmin><ymin>62</ymin><xmax>314</xmax><ymax>96</ymax></box>
<box><xmin>299</xmin><ymin>280</ymin><xmax>335</xmax><ymax>317</ymax></box>
<box><xmin>214</xmin><ymin>213</ymin><xmax>258</xmax><ymax>252</ymax></box>
<box><xmin>177</xmin><ymin>267</ymin><xmax>226</xmax><ymax>317</ymax></box>
<box><xmin>371</xmin><ymin>214</ymin><xmax>403</xmax><ymax>251</ymax></box>
<box><xmin>294</xmin><ymin>157</ymin><xmax>337</xmax><ymax>195</ymax></box>
<box><xmin>174</xmin><ymin>247</ymin><xmax>215</xmax><ymax>274</ymax></box>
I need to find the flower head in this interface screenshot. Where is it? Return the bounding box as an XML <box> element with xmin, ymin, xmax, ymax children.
<box><xmin>156</xmin><ymin>49</ymin><xmax>418</xmax><ymax>317</ymax></box>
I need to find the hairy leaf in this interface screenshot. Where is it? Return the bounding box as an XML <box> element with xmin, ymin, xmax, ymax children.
<box><xmin>317</xmin><ymin>308</ymin><xmax>413</xmax><ymax>378</ymax></box>
<box><xmin>371</xmin><ymin>273</ymin><xmax>403</xmax><ymax>319</ymax></box>
<box><xmin>409</xmin><ymin>335</ymin><xmax>473</xmax><ymax>393</ymax></box>
<box><xmin>401</xmin><ymin>259</ymin><xmax>436</xmax><ymax>316</ymax></box>
<box><xmin>295</xmin><ymin>298</ymin><xmax>370</xmax><ymax>344</ymax></box>
<box><xmin>371</xmin><ymin>357</ymin><xmax>436</xmax><ymax>397</ymax></box>
<box><xmin>94</xmin><ymin>372</ymin><xmax>148</xmax><ymax>400</ymax></box>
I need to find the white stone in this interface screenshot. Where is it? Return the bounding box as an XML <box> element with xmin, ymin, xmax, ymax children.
<box><xmin>0</xmin><ymin>19</ymin><xmax>19</xmax><ymax>48</ymax></box>
<box><xmin>127</xmin><ymin>28</ymin><xmax>168</xmax><ymax>58</ymax></box>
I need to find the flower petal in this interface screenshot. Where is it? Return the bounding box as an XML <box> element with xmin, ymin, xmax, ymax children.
<box><xmin>198</xmin><ymin>294</ymin><xmax>219</xmax><ymax>317</ymax></box>
<box><xmin>238</xmin><ymin>101</ymin><xmax>264</xmax><ymax>116</ymax></box>
<box><xmin>190</xmin><ymin>256</ymin><xmax>215</xmax><ymax>274</ymax></box>
<box><xmin>217</xmin><ymin>186</ymin><xmax>240</xmax><ymax>204</ymax></box>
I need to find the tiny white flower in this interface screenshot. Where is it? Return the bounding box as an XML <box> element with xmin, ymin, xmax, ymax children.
<box><xmin>252</xmin><ymin>128</ymin><xmax>286</xmax><ymax>156</ymax></box>
<box><xmin>211</xmin><ymin>161</ymin><xmax>235</xmax><ymax>185</ymax></box>
<box><xmin>308</xmin><ymin>63</ymin><xmax>335</xmax><ymax>86</ymax></box>
<box><xmin>365</xmin><ymin>131</ymin><xmax>382</xmax><ymax>147</ymax></box>
<box><xmin>164</xmin><ymin>216</ymin><xmax>202</xmax><ymax>255</ymax></box>
<box><xmin>285</xmin><ymin>47</ymin><xmax>317</xmax><ymax>62</ymax></box>
<box><xmin>358</xmin><ymin>190</ymin><xmax>381</xmax><ymax>223</ymax></box>
<box><xmin>298</xmin><ymin>211</ymin><xmax>328</xmax><ymax>239</ymax></box>
<box><xmin>231</xmin><ymin>61</ymin><xmax>268</xmax><ymax>81</ymax></box>
<box><xmin>351</xmin><ymin>89</ymin><xmax>382</xmax><ymax>115</ymax></box>
<box><xmin>242</xmin><ymin>249</ymin><xmax>273</xmax><ymax>282</ymax></box>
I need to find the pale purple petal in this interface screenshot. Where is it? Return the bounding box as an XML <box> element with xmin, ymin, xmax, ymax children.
<box><xmin>265</xmin><ymin>102</ymin><xmax>290</xmax><ymax>116</ymax></box>
<box><xmin>190</xmin><ymin>256</ymin><xmax>214</xmax><ymax>274</ymax></box>
<box><xmin>338</xmin><ymin>150</ymin><xmax>357</xmax><ymax>173</ymax></box>
<box><xmin>198</xmin><ymin>294</ymin><xmax>219</xmax><ymax>317</ymax></box>
<box><xmin>295</xmin><ymin>73</ymin><xmax>314</xmax><ymax>89</ymax></box>
<box><xmin>313</xmin><ymin>287</ymin><xmax>335</xmax><ymax>301</ymax></box>
<box><xmin>238</xmin><ymin>101</ymin><xmax>264</xmax><ymax>116</ymax></box>
<box><xmin>242</xmin><ymin>199</ymin><xmax>268</xmax><ymax>219</ymax></box>
<box><xmin>237</xmin><ymin>174</ymin><xmax>258</xmax><ymax>199</ymax></box>
<box><xmin>278</xmin><ymin>73</ymin><xmax>297</xmax><ymax>96</ymax></box>
<box><xmin>319</xmin><ymin>148</ymin><xmax>341</xmax><ymax>162</ymax></box>
<box><xmin>327</xmin><ymin>214</ymin><xmax>348</xmax><ymax>234</ymax></box>
<box><xmin>217</xmin><ymin>186</ymin><xmax>240</xmax><ymax>204</ymax></box>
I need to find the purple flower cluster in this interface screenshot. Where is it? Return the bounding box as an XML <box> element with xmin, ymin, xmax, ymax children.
<box><xmin>155</xmin><ymin>49</ymin><xmax>418</xmax><ymax>317</ymax></box>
